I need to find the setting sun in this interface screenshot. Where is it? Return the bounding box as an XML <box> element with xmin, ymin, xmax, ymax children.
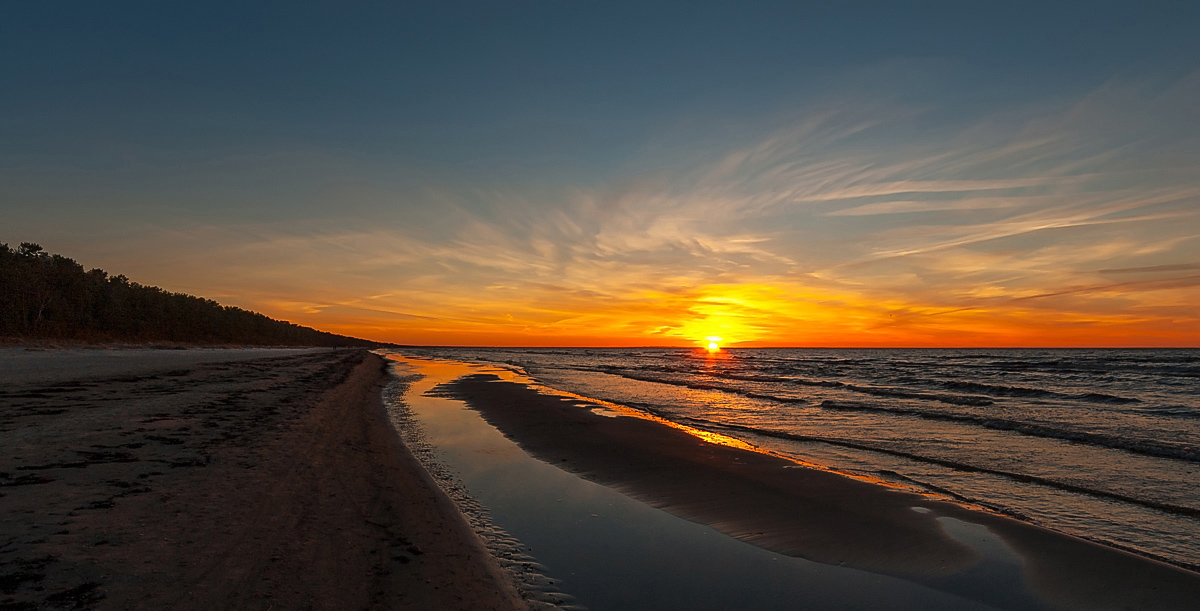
<box><xmin>706</xmin><ymin>336</ymin><xmax>722</xmax><ymax>351</ymax></box>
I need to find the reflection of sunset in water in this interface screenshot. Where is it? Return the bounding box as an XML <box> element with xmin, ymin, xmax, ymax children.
<box><xmin>395</xmin><ymin>354</ymin><xmax>762</xmax><ymax>453</ymax></box>
<box><xmin>410</xmin><ymin>345</ymin><xmax>1200</xmax><ymax>570</ymax></box>
<box><xmin>386</xmin><ymin>353</ymin><xmax>919</xmax><ymax>491</ymax></box>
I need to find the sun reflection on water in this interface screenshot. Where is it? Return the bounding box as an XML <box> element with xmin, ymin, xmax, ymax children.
<box><xmin>383</xmin><ymin>353</ymin><xmax>920</xmax><ymax>495</ymax></box>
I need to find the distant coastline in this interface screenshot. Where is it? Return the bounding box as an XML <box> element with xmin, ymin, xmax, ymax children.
<box><xmin>0</xmin><ymin>242</ymin><xmax>385</xmax><ymax>348</ymax></box>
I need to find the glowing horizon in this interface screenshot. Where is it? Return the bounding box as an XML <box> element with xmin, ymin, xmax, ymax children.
<box><xmin>5</xmin><ymin>4</ymin><xmax>1199</xmax><ymax>348</ymax></box>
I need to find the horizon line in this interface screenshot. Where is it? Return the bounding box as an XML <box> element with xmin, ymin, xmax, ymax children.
<box><xmin>378</xmin><ymin>344</ymin><xmax>1200</xmax><ymax>350</ymax></box>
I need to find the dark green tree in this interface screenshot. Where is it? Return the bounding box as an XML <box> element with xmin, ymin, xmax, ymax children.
<box><xmin>0</xmin><ymin>242</ymin><xmax>383</xmax><ymax>347</ymax></box>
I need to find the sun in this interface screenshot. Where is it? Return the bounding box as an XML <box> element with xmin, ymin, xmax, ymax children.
<box><xmin>705</xmin><ymin>336</ymin><xmax>721</xmax><ymax>352</ymax></box>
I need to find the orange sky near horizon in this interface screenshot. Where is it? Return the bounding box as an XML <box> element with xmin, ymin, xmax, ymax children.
<box><xmin>6</xmin><ymin>5</ymin><xmax>1200</xmax><ymax>350</ymax></box>
<box><xmin>10</xmin><ymin>67</ymin><xmax>1200</xmax><ymax>349</ymax></box>
<box><xmin>251</xmin><ymin>275</ymin><xmax>1200</xmax><ymax>348</ymax></box>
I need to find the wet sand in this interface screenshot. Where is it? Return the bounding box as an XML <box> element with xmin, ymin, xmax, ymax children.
<box><xmin>394</xmin><ymin>357</ymin><xmax>1008</xmax><ymax>610</ymax></box>
<box><xmin>442</xmin><ymin>371</ymin><xmax>1200</xmax><ymax>610</ymax></box>
<box><xmin>0</xmin><ymin>349</ymin><xmax>522</xmax><ymax>610</ymax></box>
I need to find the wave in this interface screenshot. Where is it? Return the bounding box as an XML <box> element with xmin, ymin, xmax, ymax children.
<box><xmin>580</xmin><ymin>369</ymin><xmax>802</xmax><ymax>402</ymax></box>
<box><xmin>596</xmin><ymin>361</ymin><xmax>1151</xmax><ymax>407</ymax></box>
<box><xmin>939</xmin><ymin>380</ymin><xmax>1060</xmax><ymax>398</ymax></box>
<box><xmin>814</xmin><ymin>400</ymin><xmax>1199</xmax><ymax>463</ymax></box>
<box><xmin>679</xmin><ymin>417</ymin><xmax>1200</xmax><ymax>518</ymax></box>
<box><xmin>939</xmin><ymin>380</ymin><xmax>1141</xmax><ymax>404</ymax></box>
<box><xmin>1077</xmin><ymin>392</ymin><xmax>1142</xmax><ymax>404</ymax></box>
<box><xmin>595</xmin><ymin>367</ymin><xmax>995</xmax><ymax>407</ymax></box>
<box><xmin>1141</xmin><ymin>404</ymin><xmax>1200</xmax><ymax>419</ymax></box>
<box><xmin>578</xmin><ymin>368</ymin><xmax>1200</xmax><ymax>461</ymax></box>
<box><xmin>838</xmin><ymin>383</ymin><xmax>994</xmax><ymax>406</ymax></box>
<box><xmin>581</xmin><ymin>368</ymin><xmax>1200</xmax><ymax>460</ymax></box>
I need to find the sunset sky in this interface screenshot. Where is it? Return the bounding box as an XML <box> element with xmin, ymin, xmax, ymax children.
<box><xmin>5</xmin><ymin>2</ymin><xmax>1200</xmax><ymax>347</ymax></box>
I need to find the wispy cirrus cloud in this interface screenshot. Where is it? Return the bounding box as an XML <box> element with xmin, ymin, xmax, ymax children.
<box><xmin>13</xmin><ymin>70</ymin><xmax>1200</xmax><ymax>346</ymax></box>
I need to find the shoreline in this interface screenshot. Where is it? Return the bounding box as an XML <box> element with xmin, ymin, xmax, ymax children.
<box><xmin>0</xmin><ymin>349</ymin><xmax>522</xmax><ymax>610</ymax></box>
<box><xmin>393</xmin><ymin>356</ymin><xmax>1010</xmax><ymax>610</ymax></box>
<box><xmin>441</xmin><ymin>369</ymin><xmax>1200</xmax><ymax>610</ymax></box>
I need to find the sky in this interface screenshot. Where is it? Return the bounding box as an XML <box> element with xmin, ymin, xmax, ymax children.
<box><xmin>4</xmin><ymin>1</ymin><xmax>1200</xmax><ymax>347</ymax></box>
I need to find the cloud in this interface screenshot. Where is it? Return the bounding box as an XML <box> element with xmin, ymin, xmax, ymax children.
<box><xmin>14</xmin><ymin>70</ymin><xmax>1200</xmax><ymax>346</ymax></box>
<box><xmin>1098</xmin><ymin>263</ymin><xmax>1200</xmax><ymax>274</ymax></box>
<box><xmin>824</xmin><ymin>197</ymin><xmax>1035</xmax><ymax>217</ymax></box>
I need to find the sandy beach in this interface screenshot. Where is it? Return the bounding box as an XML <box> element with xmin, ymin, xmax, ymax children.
<box><xmin>0</xmin><ymin>348</ymin><xmax>522</xmax><ymax>610</ymax></box>
<box><xmin>439</xmin><ymin>368</ymin><xmax>1200</xmax><ymax>610</ymax></box>
<box><xmin>7</xmin><ymin>346</ymin><xmax>1199</xmax><ymax>610</ymax></box>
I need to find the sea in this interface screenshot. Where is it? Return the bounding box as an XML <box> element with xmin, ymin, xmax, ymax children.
<box><xmin>405</xmin><ymin>347</ymin><xmax>1200</xmax><ymax>571</ymax></box>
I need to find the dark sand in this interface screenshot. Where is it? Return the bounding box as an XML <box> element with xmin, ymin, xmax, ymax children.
<box><xmin>0</xmin><ymin>349</ymin><xmax>522</xmax><ymax>610</ymax></box>
<box><xmin>444</xmin><ymin>373</ymin><xmax>1200</xmax><ymax>610</ymax></box>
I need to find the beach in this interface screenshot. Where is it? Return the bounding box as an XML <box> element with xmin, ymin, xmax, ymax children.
<box><xmin>5</xmin><ymin>346</ymin><xmax>1199</xmax><ymax>610</ymax></box>
<box><xmin>10</xmin><ymin>2</ymin><xmax>1200</xmax><ymax>608</ymax></box>
<box><xmin>0</xmin><ymin>348</ymin><xmax>522</xmax><ymax>610</ymax></box>
<box><xmin>389</xmin><ymin>352</ymin><xmax>1200</xmax><ymax>610</ymax></box>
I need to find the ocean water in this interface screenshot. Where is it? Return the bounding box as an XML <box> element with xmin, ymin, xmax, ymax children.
<box><xmin>408</xmin><ymin>347</ymin><xmax>1200</xmax><ymax>570</ymax></box>
<box><xmin>386</xmin><ymin>358</ymin><xmax>1015</xmax><ymax>611</ymax></box>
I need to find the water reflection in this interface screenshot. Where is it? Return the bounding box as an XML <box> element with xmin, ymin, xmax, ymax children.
<box><xmin>386</xmin><ymin>355</ymin><xmax>1006</xmax><ymax>611</ymax></box>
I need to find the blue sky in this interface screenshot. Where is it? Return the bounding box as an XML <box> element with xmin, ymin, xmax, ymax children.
<box><xmin>4</xmin><ymin>1</ymin><xmax>1199</xmax><ymax>345</ymax></box>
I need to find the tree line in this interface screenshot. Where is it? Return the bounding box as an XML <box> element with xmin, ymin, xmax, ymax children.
<box><xmin>0</xmin><ymin>242</ymin><xmax>382</xmax><ymax>347</ymax></box>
